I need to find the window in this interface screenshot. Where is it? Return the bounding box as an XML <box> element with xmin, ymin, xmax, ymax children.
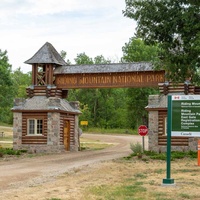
<box><xmin>28</xmin><ymin>119</ymin><xmax>43</xmax><ymax>135</ymax></box>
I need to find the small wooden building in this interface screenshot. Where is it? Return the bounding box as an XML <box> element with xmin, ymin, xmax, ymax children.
<box><xmin>12</xmin><ymin>42</ymin><xmax>81</xmax><ymax>153</ymax></box>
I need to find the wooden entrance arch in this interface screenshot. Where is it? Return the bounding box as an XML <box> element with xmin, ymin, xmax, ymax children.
<box><xmin>13</xmin><ymin>42</ymin><xmax>168</xmax><ymax>153</ymax></box>
<box><xmin>12</xmin><ymin>42</ymin><xmax>200</xmax><ymax>153</ymax></box>
<box><xmin>54</xmin><ymin>63</ymin><xmax>165</xmax><ymax>89</ymax></box>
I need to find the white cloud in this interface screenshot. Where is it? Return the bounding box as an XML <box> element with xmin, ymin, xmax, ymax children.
<box><xmin>14</xmin><ymin>0</ymin><xmax>125</xmax><ymax>16</ymax></box>
<box><xmin>0</xmin><ymin>0</ymin><xmax>136</xmax><ymax>73</ymax></box>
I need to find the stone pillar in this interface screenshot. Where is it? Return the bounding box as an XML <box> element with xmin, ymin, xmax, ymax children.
<box><xmin>147</xmin><ymin>95</ymin><xmax>159</xmax><ymax>152</ymax></box>
<box><xmin>47</xmin><ymin>112</ymin><xmax>60</xmax><ymax>151</ymax></box>
<box><xmin>13</xmin><ymin>112</ymin><xmax>22</xmax><ymax>150</ymax></box>
<box><xmin>70</xmin><ymin>114</ymin><xmax>79</xmax><ymax>151</ymax></box>
<box><xmin>148</xmin><ymin>110</ymin><xmax>159</xmax><ymax>152</ymax></box>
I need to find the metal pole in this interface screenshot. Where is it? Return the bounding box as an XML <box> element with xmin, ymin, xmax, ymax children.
<box><xmin>162</xmin><ymin>95</ymin><xmax>175</xmax><ymax>185</ymax></box>
<box><xmin>142</xmin><ymin>136</ymin><xmax>145</xmax><ymax>152</ymax></box>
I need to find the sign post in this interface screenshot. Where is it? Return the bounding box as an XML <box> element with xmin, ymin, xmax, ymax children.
<box><xmin>171</xmin><ymin>95</ymin><xmax>200</xmax><ymax>137</ymax></box>
<box><xmin>163</xmin><ymin>95</ymin><xmax>200</xmax><ymax>185</ymax></box>
<box><xmin>138</xmin><ymin>125</ymin><xmax>148</xmax><ymax>152</ymax></box>
<box><xmin>163</xmin><ymin>95</ymin><xmax>174</xmax><ymax>185</ymax></box>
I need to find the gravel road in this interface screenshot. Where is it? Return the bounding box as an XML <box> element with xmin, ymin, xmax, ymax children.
<box><xmin>0</xmin><ymin>133</ymin><xmax>148</xmax><ymax>193</ymax></box>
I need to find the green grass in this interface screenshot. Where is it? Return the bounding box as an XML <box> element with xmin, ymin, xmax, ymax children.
<box><xmin>84</xmin><ymin>127</ymin><xmax>137</xmax><ymax>135</ymax></box>
<box><xmin>124</xmin><ymin>150</ymin><xmax>197</xmax><ymax>161</ymax></box>
<box><xmin>80</xmin><ymin>140</ymin><xmax>113</xmax><ymax>151</ymax></box>
<box><xmin>179</xmin><ymin>193</ymin><xmax>191</xmax><ymax>199</ymax></box>
<box><xmin>86</xmin><ymin>183</ymin><xmax>147</xmax><ymax>200</ymax></box>
<box><xmin>0</xmin><ymin>122</ymin><xmax>12</xmax><ymax>127</ymax></box>
<box><xmin>0</xmin><ymin>143</ymin><xmax>13</xmax><ymax>148</ymax></box>
<box><xmin>0</xmin><ymin>135</ymin><xmax>13</xmax><ymax>141</ymax></box>
<box><xmin>80</xmin><ymin>137</ymin><xmax>114</xmax><ymax>151</ymax></box>
<box><xmin>46</xmin><ymin>198</ymin><xmax>61</xmax><ymax>200</ymax></box>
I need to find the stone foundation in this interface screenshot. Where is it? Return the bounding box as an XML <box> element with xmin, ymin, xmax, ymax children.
<box><xmin>16</xmin><ymin>144</ymin><xmax>66</xmax><ymax>154</ymax></box>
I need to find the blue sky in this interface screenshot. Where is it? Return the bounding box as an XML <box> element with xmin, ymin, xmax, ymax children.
<box><xmin>0</xmin><ymin>0</ymin><xmax>136</xmax><ymax>73</ymax></box>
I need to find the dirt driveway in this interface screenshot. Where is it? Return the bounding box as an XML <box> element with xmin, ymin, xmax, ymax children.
<box><xmin>0</xmin><ymin>133</ymin><xmax>147</xmax><ymax>199</ymax></box>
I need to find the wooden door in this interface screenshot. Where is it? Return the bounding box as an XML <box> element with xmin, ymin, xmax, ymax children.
<box><xmin>64</xmin><ymin>120</ymin><xmax>70</xmax><ymax>151</ymax></box>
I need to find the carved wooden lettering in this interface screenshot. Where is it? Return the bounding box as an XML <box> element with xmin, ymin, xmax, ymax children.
<box><xmin>55</xmin><ymin>71</ymin><xmax>165</xmax><ymax>89</ymax></box>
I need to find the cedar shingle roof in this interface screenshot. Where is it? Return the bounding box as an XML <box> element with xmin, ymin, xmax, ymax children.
<box><xmin>25</xmin><ymin>42</ymin><xmax>67</xmax><ymax>66</ymax></box>
<box><xmin>54</xmin><ymin>62</ymin><xmax>156</xmax><ymax>74</ymax></box>
<box><xmin>12</xmin><ymin>96</ymin><xmax>81</xmax><ymax>114</ymax></box>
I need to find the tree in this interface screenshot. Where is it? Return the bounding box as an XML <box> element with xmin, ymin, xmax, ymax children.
<box><xmin>122</xmin><ymin>37</ymin><xmax>159</xmax><ymax>63</ymax></box>
<box><xmin>123</xmin><ymin>0</ymin><xmax>200</xmax><ymax>83</ymax></box>
<box><xmin>74</xmin><ymin>52</ymin><xmax>93</xmax><ymax>65</ymax></box>
<box><xmin>0</xmin><ymin>50</ymin><xmax>15</xmax><ymax>123</ymax></box>
<box><xmin>122</xmin><ymin>37</ymin><xmax>159</xmax><ymax>128</ymax></box>
<box><xmin>60</xmin><ymin>50</ymin><xmax>71</xmax><ymax>65</ymax></box>
<box><xmin>68</xmin><ymin>53</ymin><xmax>128</xmax><ymax>128</ymax></box>
<box><xmin>11</xmin><ymin>67</ymin><xmax>31</xmax><ymax>98</ymax></box>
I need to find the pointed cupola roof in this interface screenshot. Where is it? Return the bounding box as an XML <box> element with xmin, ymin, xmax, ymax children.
<box><xmin>25</xmin><ymin>42</ymin><xmax>67</xmax><ymax>66</ymax></box>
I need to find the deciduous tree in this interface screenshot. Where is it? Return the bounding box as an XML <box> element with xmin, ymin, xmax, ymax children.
<box><xmin>0</xmin><ymin>50</ymin><xmax>15</xmax><ymax>123</ymax></box>
<box><xmin>122</xmin><ymin>37</ymin><xmax>159</xmax><ymax>128</ymax></box>
<box><xmin>123</xmin><ymin>0</ymin><xmax>200</xmax><ymax>83</ymax></box>
<box><xmin>11</xmin><ymin>67</ymin><xmax>31</xmax><ymax>98</ymax></box>
<box><xmin>68</xmin><ymin>53</ymin><xmax>128</xmax><ymax>128</ymax></box>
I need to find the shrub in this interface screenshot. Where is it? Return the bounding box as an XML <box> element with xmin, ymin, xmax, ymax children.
<box><xmin>130</xmin><ymin>142</ymin><xmax>143</xmax><ymax>156</ymax></box>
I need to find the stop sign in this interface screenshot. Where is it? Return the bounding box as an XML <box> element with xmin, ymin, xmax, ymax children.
<box><xmin>138</xmin><ymin>125</ymin><xmax>148</xmax><ymax>136</ymax></box>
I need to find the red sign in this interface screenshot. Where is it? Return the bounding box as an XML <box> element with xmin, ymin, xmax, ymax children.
<box><xmin>138</xmin><ymin>125</ymin><xmax>148</xmax><ymax>136</ymax></box>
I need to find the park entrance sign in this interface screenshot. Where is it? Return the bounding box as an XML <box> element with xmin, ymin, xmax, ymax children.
<box><xmin>163</xmin><ymin>95</ymin><xmax>200</xmax><ymax>185</ymax></box>
<box><xmin>171</xmin><ymin>95</ymin><xmax>200</xmax><ymax>137</ymax></box>
<box><xmin>54</xmin><ymin>63</ymin><xmax>165</xmax><ymax>89</ymax></box>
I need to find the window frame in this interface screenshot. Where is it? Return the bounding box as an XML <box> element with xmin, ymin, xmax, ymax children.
<box><xmin>27</xmin><ymin>118</ymin><xmax>44</xmax><ymax>136</ymax></box>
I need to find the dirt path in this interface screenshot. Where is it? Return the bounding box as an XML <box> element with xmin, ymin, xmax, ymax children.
<box><xmin>0</xmin><ymin>133</ymin><xmax>147</xmax><ymax>197</ymax></box>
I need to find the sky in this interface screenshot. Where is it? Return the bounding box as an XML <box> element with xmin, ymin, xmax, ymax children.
<box><xmin>0</xmin><ymin>0</ymin><xmax>136</xmax><ymax>73</ymax></box>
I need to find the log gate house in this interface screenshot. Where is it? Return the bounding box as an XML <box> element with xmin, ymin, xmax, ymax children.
<box><xmin>12</xmin><ymin>42</ymin><xmax>200</xmax><ymax>153</ymax></box>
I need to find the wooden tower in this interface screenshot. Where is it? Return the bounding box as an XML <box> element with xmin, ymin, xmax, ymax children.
<box><xmin>25</xmin><ymin>42</ymin><xmax>68</xmax><ymax>98</ymax></box>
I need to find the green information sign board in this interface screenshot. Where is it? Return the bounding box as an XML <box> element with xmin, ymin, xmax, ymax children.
<box><xmin>171</xmin><ymin>95</ymin><xmax>200</xmax><ymax>137</ymax></box>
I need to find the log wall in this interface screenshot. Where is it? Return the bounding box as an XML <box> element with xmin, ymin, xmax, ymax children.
<box><xmin>22</xmin><ymin>113</ymin><xmax>48</xmax><ymax>144</ymax></box>
<box><xmin>158</xmin><ymin>83</ymin><xmax>195</xmax><ymax>95</ymax></box>
<box><xmin>26</xmin><ymin>86</ymin><xmax>66</xmax><ymax>98</ymax></box>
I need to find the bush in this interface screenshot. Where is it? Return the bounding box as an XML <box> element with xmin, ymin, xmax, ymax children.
<box><xmin>0</xmin><ymin>148</ymin><xmax>27</xmax><ymax>156</ymax></box>
<box><xmin>130</xmin><ymin>142</ymin><xmax>143</xmax><ymax>156</ymax></box>
<box><xmin>124</xmin><ymin>150</ymin><xmax>197</xmax><ymax>161</ymax></box>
